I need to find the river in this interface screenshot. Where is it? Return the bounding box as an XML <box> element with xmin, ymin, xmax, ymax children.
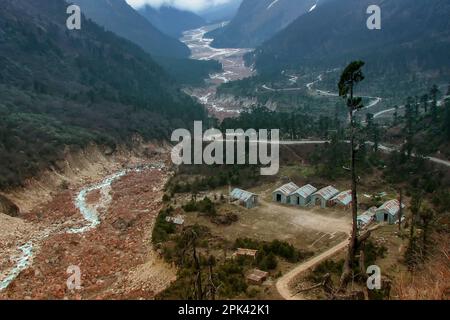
<box><xmin>180</xmin><ymin>24</ymin><xmax>255</xmax><ymax>118</ymax></box>
<box><xmin>0</xmin><ymin>163</ymin><xmax>164</xmax><ymax>292</ymax></box>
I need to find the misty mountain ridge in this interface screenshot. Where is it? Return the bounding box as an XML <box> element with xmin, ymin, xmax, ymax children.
<box><xmin>197</xmin><ymin>0</ymin><xmax>243</xmax><ymax>23</ymax></box>
<box><xmin>250</xmin><ymin>0</ymin><xmax>450</xmax><ymax>94</ymax></box>
<box><xmin>0</xmin><ymin>0</ymin><xmax>206</xmax><ymax>188</ymax></box>
<box><xmin>207</xmin><ymin>0</ymin><xmax>319</xmax><ymax>48</ymax></box>
<box><xmin>138</xmin><ymin>5</ymin><xmax>205</xmax><ymax>38</ymax></box>
<box><xmin>70</xmin><ymin>0</ymin><xmax>190</xmax><ymax>58</ymax></box>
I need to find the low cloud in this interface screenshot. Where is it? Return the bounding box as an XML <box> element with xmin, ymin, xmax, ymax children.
<box><xmin>126</xmin><ymin>0</ymin><xmax>234</xmax><ymax>12</ymax></box>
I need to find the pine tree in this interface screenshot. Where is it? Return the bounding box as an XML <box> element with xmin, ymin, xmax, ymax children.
<box><xmin>419</xmin><ymin>206</ymin><xmax>435</xmax><ymax>260</ymax></box>
<box><xmin>414</xmin><ymin>96</ymin><xmax>420</xmax><ymax>118</ymax></box>
<box><xmin>404</xmin><ymin>97</ymin><xmax>415</xmax><ymax>157</ymax></box>
<box><xmin>430</xmin><ymin>85</ymin><xmax>440</xmax><ymax>121</ymax></box>
<box><xmin>420</xmin><ymin>94</ymin><xmax>429</xmax><ymax>114</ymax></box>
<box><xmin>445</xmin><ymin>95</ymin><xmax>450</xmax><ymax>140</ymax></box>
<box><xmin>393</xmin><ymin>105</ymin><xmax>399</xmax><ymax>126</ymax></box>
<box><xmin>405</xmin><ymin>193</ymin><xmax>422</xmax><ymax>269</ymax></box>
<box><xmin>337</xmin><ymin>61</ymin><xmax>365</xmax><ymax>290</ymax></box>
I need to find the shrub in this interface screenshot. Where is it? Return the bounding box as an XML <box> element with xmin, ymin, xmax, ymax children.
<box><xmin>257</xmin><ymin>252</ymin><xmax>278</xmax><ymax>271</ymax></box>
<box><xmin>182</xmin><ymin>197</ymin><xmax>216</xmax><ymax>215</ymax></box>
<box><xmin>152</xmin><ymin>207</ymin><xmax>176</xmax><ymax>244</ymax></box>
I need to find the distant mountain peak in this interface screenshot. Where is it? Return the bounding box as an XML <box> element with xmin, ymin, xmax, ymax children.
<box><xmin>252</xmin><ymin>0</ymin><xmax>450</xmax><ymax>96</ymax></box>
<box><xmin>70</xmin><ymin>0</ymin><xmax>190</xmax><ymax>58</ymax></box>
<box><xmin>139</xmin><ymin>4</ymin><xmax>205</xmax><ymax>38</ymax></box>
<box><xmin>207</xmin><ymin>0</ymin><xmax>317</xmax><ymax>48</ymax></box>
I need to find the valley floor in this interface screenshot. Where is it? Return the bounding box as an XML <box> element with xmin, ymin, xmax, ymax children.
<box><xmin>180</xmin><ymin>25</ymin><xmax>255</xmax><ymax>119</ymax></box>
<box><xmin>0</xmin><ymin>146</ymin><xmax>176</xmax><ymax>299</ymax></box>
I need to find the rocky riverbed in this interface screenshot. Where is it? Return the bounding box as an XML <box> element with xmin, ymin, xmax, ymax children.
<box><xmin>181</xmin><ymin>24</ymin><xmax>256</xmax><ymax>119</ymax></box>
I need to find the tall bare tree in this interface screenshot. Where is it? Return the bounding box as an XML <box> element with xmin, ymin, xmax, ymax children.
<box><xmin>338</xmin><ymin>61</ymin><xmax>365</xmax><ymax>290</ymax></box>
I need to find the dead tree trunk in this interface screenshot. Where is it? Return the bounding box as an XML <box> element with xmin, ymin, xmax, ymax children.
<box><xmin>207</xmin><ymin>256</ymin><xmax>217</xmax><ymax>300</ymax></box>
<box><xmin>193</xmin><ymin>243</ymin><xmax>204</xmax><ymax>300</ymax></box>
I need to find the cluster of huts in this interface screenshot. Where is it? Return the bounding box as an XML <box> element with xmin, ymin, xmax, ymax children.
<box><xmin>356</xmin><ymin>199</ymin><xmax>405</xmax><ymax>228</ymax></box>
<box><xmin>228</xmin><ymin>183</ymin><xmax>405</xmax><ymax>228</ymax></box>
<box><xmin>272</xmin><ymin>182</ymin><xmax>405</xmax><ymax>227</ymax></box>
<box><xmin>272</xmin><ymin>182</ymin><xmax>350</xmax><ymax>209</ymax></box>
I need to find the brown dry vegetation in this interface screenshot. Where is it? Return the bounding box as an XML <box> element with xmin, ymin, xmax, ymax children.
<box><xmin>393</xmin><ymin>233</ymin><xmax>450</xmax><ymax>300</ymax></box>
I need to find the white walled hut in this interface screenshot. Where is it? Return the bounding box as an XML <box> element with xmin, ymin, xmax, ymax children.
<box><xmin>230</xmin><ymin>188</ymin><xmax>258</xmax><ymax>209</ymax></box>
<box><xmin>289</xmin><ymin>184</ymin><xmax>317</xmax><ymax>207</ymax></box>
<box><xmin>375</xmin><ymin>199</ymin><xmax>405</xmax><ymax>224</ymax></box>
<box><xmin>272</xmin><ymin>182</ymin><xmax>299</xmax><ymax>204</ymax></box>
<box><xmin>332</xmin><ymin>190</ymin><xmax>353</xmax><ymax>209</ymax></box>
<box><xmin>312</xmin><ymin>186</ymin><xmax>340</xmax><ymax>208</ymax></box>
<box><xmin>357</xmin><ymin>207</ymin><xmax>377</xmax><ymax>229</ymax></box>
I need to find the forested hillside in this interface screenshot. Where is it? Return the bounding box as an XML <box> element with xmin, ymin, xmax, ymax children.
<box><xmin>71</xmin><ymin>0</ymin><xmax>220</xmax><ymax>85</ymax></box>
<box><xmin>386</xmin><ymin>86</ymin><xmax>450</xmax><ymax>159</ymax></box>
<box><xmin>197</xmin><ymin>0</ymin><xmax>242</xmax><ymax>23</ymax></box>
<box><xmin>71</xmin><ymin>0</ymin><xmax>190</xmax><ymax>58</ymax></box>
<box><xmin>208</xmin><ymin>0</ymin><xmax>317</xmax><ymax>48</ymax></box>
<box><xmin>0</xmin><ymin>0</ymin><xmax>207</xmax><ymax>189</ymax></box>
<box><xmin>138</xmin><ymin>5</ymin><xmax>205</xmax><ymax>38</ymax></box>
<box><xmin>251</xmin><ymin>0</ymin><xmax>450</xmax><ymax>96</ymax></box>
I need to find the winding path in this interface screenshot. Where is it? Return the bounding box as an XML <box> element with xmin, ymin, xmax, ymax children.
<box><xmin>279</xmin><ymin>140</ymin><xmax>450</xmax><ymax>168</ymax></box>
<box><xmin>261</xmin><ymin>72</ymin><xmax>383</xmax><ymax>119</ymax></box>
<box><xmin>277</xmin><ymin>239</ymin><xmax>349</xmax><ymax>300</ymax></box>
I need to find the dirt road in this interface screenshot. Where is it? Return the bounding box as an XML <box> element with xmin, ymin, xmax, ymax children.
<box><xmin>256</xmin><ymin>198</ymin><xmax>351</xmax><ymax>300</ymax></box>
<box><xmin>259</xmin><ymin>200</ymin><xmax>351</xmax><ymax>234</ymax></box>
<box><xmin>276</xmin><ymin>239</ymin><xmax>349</xmax><ymax>300</ymax></box>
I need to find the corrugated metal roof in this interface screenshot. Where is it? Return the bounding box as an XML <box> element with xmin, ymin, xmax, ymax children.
<box><xmin>236</xmin><ymin>248</ymin><xmax>258</xmax><ymax>257</ymax></box>
<box><xmin>166</xmin><ymin>215</ymin><xmax>185</xmax><ymax>225</ymax></box>
<box><xmin>291</xmin><ymin>184</ymin><xmax>317</xmax><ymax>198</ymax></box>
<box><xmin>314</xmin><ymin>186</ymin><xmax>340</xmax><ymax>201</ymax></box>
<box><xmin>273</xmin><ymin>182</ymin><xmax>300</xmax><ymax>196</ymax></box>
<box><xmin>377</xmin><ymin>199</ymin><xmax>401</xmax><ymax>216</ymax></box>
<box><xmin>247</xmin><ymin>269</ymin><xmax>269</xmax><ymax>282</ymax></box>
<box><xmin>363</xmin><ymin>207</ymin><xmax>377</xmax><ymax>217</ymax></box>
<box><xmin>231</xmin><ymin>188</ymin><xmax>256</xmax><ymax>202</ymax></box>
<box><xmin>332</xmin><ymin>190</ymin><xmax>352</xmax><ymax>205</ymax></box>
<box><xmin>357</xmin><ymin>215</ymin><xmax>372</xmax><ymax>224</ymax></box>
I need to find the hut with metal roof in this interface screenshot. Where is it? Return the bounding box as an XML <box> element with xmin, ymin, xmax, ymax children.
<box><xmin>375</xmin><ymin>199</ymin><xmax>404</xmax><ymax>224</ymax></box>
<box><xmin>233</xmin><ymin>248</ymin><xmax>258</xmax><ymax>259</ymax></box>
<box><xmin>230</xmin><ymin>188</ymin><xmax>258</xmax><ymax>209</ymax></box>
<box><xmin>357</xmin><ymin>207</ymin><xmax>377</xmax><ymax>229</ymax></box>
<box><xmin>312</xmin><ymin>186</ymin><xmax>340</xmax><ymax>208</ymax></box>
<box><xmin>272</xmin><ymin>182</ymin><xmax>299</xmax><ymax>204</ymax></box>
<box><xmin>289</xmin><ymin>184</ymin><xmax>317</xmax><ymax>207</ymax></box>
<box><xmin>246</xmin><ymin>269</ymin><xmax>269</xmax><ymax>285</ymax></box>
<box><xmin>165</xmin><ymin>215</ymin><xmax>185</xmax><ymax>226</ymax></box>
<box><xmin>332</xmin><ymin>190</ymin><xmax>353</xmax><ymax>209</ymax></box>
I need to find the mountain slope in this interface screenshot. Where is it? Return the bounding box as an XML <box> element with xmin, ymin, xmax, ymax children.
<box><xmin>252</xmin><ymin>0</ymin><xmax>450</xmax><ymax>86</ymax></box>
<box><xmin>0</xmin><ymin>0</ymin><xmax>206</xmax><ymax>188</ymax></box>
<box><xmin>198</xmin><ymin>0</ymin><xmax>243</xmax><ymax>23</ymax></box>
<box><xmin>207</xmin><ymin>0</ymin><xmax>317</xmax><ymax>48</ymax></box>
<box><xmin>71</xmin><ymin>0</ymin><xmax>190</xmax><ymax>58</ymax></box>
<box><xmin>138</xmin><ymin>5</ymin><xmax>205</xmax><ymax>38</ymax></box>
